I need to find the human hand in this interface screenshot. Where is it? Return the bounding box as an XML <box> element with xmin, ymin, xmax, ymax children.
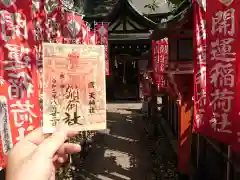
<box><xmin>6</xmin><ymin>124</ymin><xmax>81</xmax><ymax>180</ymax></box>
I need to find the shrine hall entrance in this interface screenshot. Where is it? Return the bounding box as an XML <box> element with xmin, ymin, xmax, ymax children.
<box><xmin>96</xmin><ymin>0</ymin><xmax>155</xmax><ymax>100</ymax></box>
<box><xmin>109</xmin><ymin>54</ymin><xmax>139</xmax><ymax>100</ymax></box>
<box><xmin>106</xmin><ymin>40</ymin><xmax>150</xmax><ymax>101</ymax></box>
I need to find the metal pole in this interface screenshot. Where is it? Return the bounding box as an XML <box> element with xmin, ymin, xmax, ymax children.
<box><xmin>226</xmin><ymin>145</ymin><xmax>231</xmax><ymax>180</ymax></box>
<box><xmin>73</xmin><ymin>11</ymin><xmax>76</xmax><ymax>42</ymax></box>
<box><xmin>196</xmin><ymin>133</ymin><xmax>200</xmax><ymax>168</ymax></box>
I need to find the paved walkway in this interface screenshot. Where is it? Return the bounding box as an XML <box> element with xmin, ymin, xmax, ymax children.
<box><xmin>77</xmin><ymin>102</ymin><xmax>152</xmax><ymax>180</ymax></box>
<box><xmin>76</xmin><ymin>102</ymin><xmax>177</xmax><ymax>180</ymax></box>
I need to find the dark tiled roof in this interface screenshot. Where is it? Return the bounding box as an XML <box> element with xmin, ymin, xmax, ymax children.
<box><xmin>83</xmin><ymin>0</ymin><xmax>173</xmax><ymax>23</ymax></box>
<box><xmin>105</xmin><ymin>0</ymin><xmax>157</xmax><ymax>29</ymax></box>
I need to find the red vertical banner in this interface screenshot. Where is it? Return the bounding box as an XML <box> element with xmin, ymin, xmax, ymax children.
<box><xmin>88</xmin><ymin>31</ymin><xmax>96</xmax><ymax>45</ymax></box>
<box><xmin>233</xmin><ymin>2</ymin><xmax>240</xmax><ymax>151</ymax></box>
<box><xmin>152</xmin><ymin>40</ymin><xmax>158</xmax><ymax>86</ymax></box>
<box><xmin>62</xmin><ymin>11</ymin><xmax>84</xmax><ymax>44</ymax></box>
<box><xmin>193</xmin><ymin>0</ymin><xmax>207</xmax><ymax>132</ymax></box>
<box><xmin>205</xmin><ymin>0</ymin><xmax>240</xmax><ymax>146</ymax></box>
<box><xmin>32</xmin><ymin>0</ymin><xmax>45</xmax><ymax>112</ymax></box>
<box><xmin>82</xmin><ymin>24</ymin><xmax>90</xmax><ymax>45</ymax></box>
<box><xmin>152</xmin><ymin>38</ymin><xmax>168</xmax><ymax>91</ymax></box>
<box><xmin>159</xmin><ymin>38</ymin><xmax>168</xmax><ymax>90</ymax></box>
<box><xmin>0</xmin><ymin>0</ymin><xmax>41</xmax><ymax>168</ymax></box>
<box><xmin>44</xmin><ymin>0</ymin><xmax>62</xmax><ymax>43</ymax></box>
<box><xmin>96</xmin><ymin>23</ymin><xmax>109</xmax><ymax>75</ymax></box>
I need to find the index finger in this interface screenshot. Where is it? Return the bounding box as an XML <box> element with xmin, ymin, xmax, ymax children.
<box><xmin>24</xmin><ymin>123</ymin><xmax>79</xmax><ymax>145</ymax></box>
<box><xmin>24</xmin><ymin>127</ymin><xmax>47</xmax><ymax>145</ymax></box>
<box><xmin>35</xmin><ymin>123</ymin><xmax>79</xmax><ymax>158</ymax></box>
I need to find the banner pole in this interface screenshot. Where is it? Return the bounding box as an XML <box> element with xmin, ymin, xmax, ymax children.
<box><xmin>226</xmin><ymin>145</ymin><xmax>231</xmax><ymax>180</ymax></box>
<box><xmin>196</xmin><ymin>133</ymin><xmax>200</xmax><ymax>168</ymax></box>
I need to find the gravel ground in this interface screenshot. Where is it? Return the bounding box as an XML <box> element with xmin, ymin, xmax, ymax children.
<box><xmin>144</xmin><ymin>120</ymin><xmax>178</xmax><ymax>180</ymax></box>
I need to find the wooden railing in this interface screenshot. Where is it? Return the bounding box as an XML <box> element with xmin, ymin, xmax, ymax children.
<box><xmin>191</xmin><ymin>133</ymin><xmax>240</xmax><ymax>180</ymax></box>
<box><xmin>161</xmin><ymin>94</ymin><xmax>240</xmax><ymax>180</ymax></box>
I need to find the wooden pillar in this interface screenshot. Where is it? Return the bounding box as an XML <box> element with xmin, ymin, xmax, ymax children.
<box><xmin>167</xmin><ymin>95</ymin><xmax>170</xmax><ymax>125</ymax></box>
<box><xmin>173</xmin><ymin>102</ymin><xmax>176</xmax><ymax>136</ymax></box>
<box><xmin>178</xmin><ymin>101</ymin><xmax>192</xmax><ymax>175</ymax></box>
<box><xmin>175</xmin><ymin>74</ymin><xmax>193</xmax><ymax>176</ymax></box>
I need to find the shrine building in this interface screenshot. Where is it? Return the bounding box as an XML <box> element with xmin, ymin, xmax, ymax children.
<box><xmin>73</xmin><ymin>0</ymin><xmax>187</xmax><ymax>101</ymax></box>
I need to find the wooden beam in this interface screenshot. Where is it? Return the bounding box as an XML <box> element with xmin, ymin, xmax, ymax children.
<box><xmin>127</xmin><ymin>19</ymin><xmax>145</xmax><ymax>31</ymax></box>
<box><xmin>109</xmin><ymin>19</ymin><xmax>123</xmax><ymax>33</ymax></box>
<box><xmin>170</xmin><ymin>34</ymin><xmax>192</xmax><ymax>39</ymax></box>
<box><xmin>123</xmin><ymin>14</ymin><xmax>127</xmax><ymax>32</ymax></box>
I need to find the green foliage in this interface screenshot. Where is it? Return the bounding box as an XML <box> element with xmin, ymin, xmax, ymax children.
<box><xmin>144</xmin><ymin>0</ymin><xmax>185</xmax><ymax>13</ymax></box>
<box><xmin>144</xmin><ymin>0</ymin><xmax>160</xmax><ymax>12</ymax></box>
<box><xmin>73</xmin><ymin>0</ymin><xmax>117</xmax><ymax>16</ymax></box>
<box><xmin>167</xmin><ymin>0</ymin><xmax>185</xmax><ymax>5</ymax></box>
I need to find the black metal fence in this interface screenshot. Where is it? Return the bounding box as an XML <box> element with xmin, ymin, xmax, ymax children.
<box><xmin>191</xmin><ymin>133</ymin><xmax>240</xmax><ymax>180</ymax></box>
<box><xmin>163</xmin><ymin>94</ymin><xmax>179</xmax><ymax>139</ymax></box>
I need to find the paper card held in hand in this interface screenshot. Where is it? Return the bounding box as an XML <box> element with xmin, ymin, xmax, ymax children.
<box><xmin>42</xmin><ymin>43</ymin><xmax>106</xmax><ymax>133</ymax></box>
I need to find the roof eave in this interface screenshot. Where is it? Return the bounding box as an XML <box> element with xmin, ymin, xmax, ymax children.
<box><xmin>150</xmin><ymin>4</ymin><xmax>192</xmax><ymax>40</ymax></box>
